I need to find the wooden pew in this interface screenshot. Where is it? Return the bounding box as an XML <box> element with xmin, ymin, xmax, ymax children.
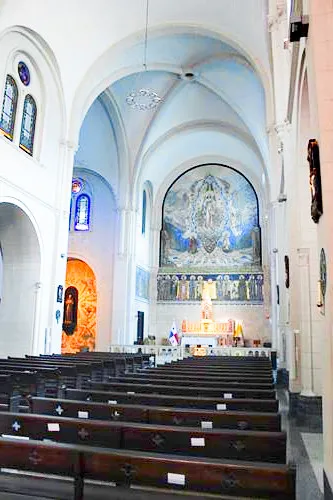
<box><xmin>113</xmin><ymin>375</ymin><xmax>274</xmax><ymax>390</ymax></box>
<box><xmin>0</xmin><ymin>437</ymin><xmax>296</xmax><ymax>499</ymax></box>
<box><xmin>0</xmin><ymin>411</ymin><xmax>287</xmax><ymax>463</ymax></box>
<box><xmin>30</xmin><ymin>397</ymin><xmax>281</xmax><ymax>431</ymax></box>
<box><xmin>142</xmin><ymin>368</ymin><xmax>273</xmax><ymax>379</ymax></box>
<box><xmin>88</xmin><ymin>381</ymin><xmax>276</xmax><ymax>400</ymax></box>
<box><xmin>0</xmin><ymin>375</ymin><xmax>21</xmax><ymax>412</ymax></box>
<box><xmin>65</xmin><ymin>388</ymin><xmax>279</xmax><ymax>412</ymax></box>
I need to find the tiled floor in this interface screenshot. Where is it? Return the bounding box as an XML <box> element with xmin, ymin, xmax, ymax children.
<box><xmin>278</xmin><ymin>390</ymin><xmax>324</xmax><ymax>500</ymax></box>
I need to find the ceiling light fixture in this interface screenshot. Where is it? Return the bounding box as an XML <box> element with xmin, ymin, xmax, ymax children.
<box><xmin>126</xmin><ymin>0</ymin><xmax>162</xmax><ymax>111</ymax></box>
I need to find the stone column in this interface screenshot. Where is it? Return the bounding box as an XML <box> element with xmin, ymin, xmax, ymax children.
<box><xmin>297</xmin><ymin>248</ymin><xmax>315</xmax><ymax>397</ymax></box>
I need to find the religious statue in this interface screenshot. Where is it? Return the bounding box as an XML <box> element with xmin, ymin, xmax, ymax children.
<box><xmin>64</xmin><ymin>293</ymin><xmax>75</xmax><ymax>325</ymax></box>
<box><xmin>62</xmin><ymin>287</ymin><xmax>78</xmax><ymax>336</ymax></box>
<box><xmin>307</xmin><ymin>139</ymin><xmax>323</xmax><ymax>223</ymax></box>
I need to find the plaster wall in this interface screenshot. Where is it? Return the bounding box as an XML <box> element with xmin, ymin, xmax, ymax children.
<box><xmin>307</xmin><ymin>0</ymin><xmax>333</xmax><ymax>490</ymax></box>
<box><xmin>68</xmin><ymin>169</ymin><xmax>117</xmax><ymax>351</ymax></box>
<box><xmin>154</xmin><ymin>303</ymin><xmax>266</xmax><ymax>344</ymax></box>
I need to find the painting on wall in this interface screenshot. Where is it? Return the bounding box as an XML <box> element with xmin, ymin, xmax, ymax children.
<box><xmin>136</xmin><ymin>266</ymin><xmax>150</xmax><ymax>301</ymax></box>
<box><xmin>62</xmin><ymin>259</ymin><xmax>97</xmax><ymax>353</ymax></box>
<box><xmin>160</xmin><ymin>165</ymin><xmax>260</xmax><ymax>269</ymax></box>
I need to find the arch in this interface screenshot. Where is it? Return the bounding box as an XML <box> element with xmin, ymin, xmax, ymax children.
<box><xmin>0</xmin><ymin>74</ymin><xmax>18</xmax><ymax>140</ymax></box>
<box><xmin>159</xmin><ymin>163</ymin><xmax>261</xmax><ymax>269</ymax></box>
<box><xmin>0</xmin><ymin>202</ymin><xmax>41</xmax><ymax>356</ymax></box>
<box><xmin>62</xmin><ymin>258</ymin><xmax>97</xmax><ymax>353</ymax></box>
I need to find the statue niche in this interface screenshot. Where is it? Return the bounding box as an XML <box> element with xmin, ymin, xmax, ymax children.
<box><xmin>62</xmin><ymin>286</ymin><xmax>78</xmax><ymax>336</ymax></box>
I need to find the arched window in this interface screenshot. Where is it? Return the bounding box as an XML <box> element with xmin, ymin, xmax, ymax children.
<box><xmin>19</xmin><ymin>94</ymin><xmax>37</xmax><ymax>156</ymax></box>
<box><xmin>142</xmin><ymin>190</ymin><xmax>147</xmax><ymax>235</ymax></box>
<box><xmin>75</xmin><ymin>194</ymin><xmax>91</xmax><ymax>231</ymax></box>
<box><xmin>0</xmin><ymin>75</ymin><xmax>18</xmax><ymax>141</ymax></box>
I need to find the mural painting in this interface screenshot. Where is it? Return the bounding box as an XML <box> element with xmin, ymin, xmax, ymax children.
<box><xmin>160</xmin><ymin>165</ymin><xmax>261</xmax><ymax>269</ymax></box>
<box><xmin>62</xmin><ymin>258</ymin><xmax>97</xmax><ymax>353</ymax></box>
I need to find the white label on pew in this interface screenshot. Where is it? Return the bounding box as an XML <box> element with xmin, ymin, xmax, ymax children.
<box><xmin>127</xmin><ymin>391</ymin><xmax>135</xmax><ymax>395</ymax></box>
<box><xmin>201</xmin><ymin>421</ymin><xmax>213</xmax><ymax>429</ymax></box>
<box><xmin>216</xmin><ymin>403</ymin><xmax>227</xmax><ymax>410</ymax></box>
<box><xmin>108</xmin><ymin>400</ymin><xmax>118</xmax><ymax>405</ymax></box>
<box><xmin>191</xmin><ymin>437</ymin><xmax>205</xmax><ymax>447</ymax></box>
<box><xmin>78</xmin><ymin>411</ymin><xmax>89</xmax><ymax>419</ymax></box>
<box><xmin>2</xmin><ymin>434</ymin><xmax>29</xmax><ymax>440</ymax></box>
<box><xmin>224</xmin><ymin>393</ymin><xmax>233</xmax><ymax>399</ymax></box>
<box><xmin>47</xmin><ymin>423</ymin><xmax>60</xmax><ymax>432</ymax></box>
<box><xmin>167</xmin><ymin>473</ymin><xmax>185</xmax><ymax>486</ymax></box>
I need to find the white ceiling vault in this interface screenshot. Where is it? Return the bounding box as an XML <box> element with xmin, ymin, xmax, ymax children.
<box><xmin>0</xmin><ymin>0</ymin><xmax>274</xmax><ymax>206</ymax></box>
<box><xmin>102</xmin><ymin>29</ymin><xmax>272</xmax><ymax>206</ymax></box>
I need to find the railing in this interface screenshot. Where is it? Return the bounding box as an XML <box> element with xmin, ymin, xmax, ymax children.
<box><xmin>109</xmin><ymin>345</ymin><xmax>272</xmax><ymax>365</ymax></box>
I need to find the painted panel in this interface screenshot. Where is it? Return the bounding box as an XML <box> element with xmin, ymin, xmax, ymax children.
<box><xmin>160</xmin><ymin>165</ymin><xmax>260</xmax><ymax>269</ymax></box>
<box><xmin>62</xmin><ymin>259</ymin><xmax>97</xmax><ymax>353</ymax></box>
<box><xmin>157</xmin><ymin>272</ymin><xmax>263</xmax><ymax>304</ymax></box>
<box><xmin>136</xmin><ymin>266</ymin><xmax>150</xmax><ymax>301</ymax></box>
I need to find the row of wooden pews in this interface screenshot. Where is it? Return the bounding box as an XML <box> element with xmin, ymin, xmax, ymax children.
<box><xmin>0</xmin><ymin>352</ymin><xmax>296</xmax><ymax>499</ymax></box>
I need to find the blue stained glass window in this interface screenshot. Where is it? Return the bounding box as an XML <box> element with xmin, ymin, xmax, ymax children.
<box><xmin>142</xmin><ymin>190</ymin><xmax>147</xmax><ymax>235</ymax></box>
<box><xmin>19</xmin><ymin>94</ymin><xmax>37</xmax><ymax>156</ymax></box>
<box><xmin>0</xmin><ymin>75</ymin><xmax>18</xmax><ymax>140</ymax></box>
<box><xmin>75</xmin><ymin>194</ymin><xmax>90</xmax><ymax>231</ymax></box>
<box><xmin>18</xmin><ymin>62</ymin><xmax>30</xmax><ymax>86</ymax></box>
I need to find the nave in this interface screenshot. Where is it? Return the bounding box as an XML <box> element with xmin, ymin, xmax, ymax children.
<box><xmin>0</xmin><ymin>351</ymin><xmax>310</xmax><ymax>499</ymax></box>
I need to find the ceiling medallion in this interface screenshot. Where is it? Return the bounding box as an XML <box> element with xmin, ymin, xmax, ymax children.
<box><xmin>126</xmin><ymin>89</ymin><xmax>162</xmax><ymax>111</ymax></box>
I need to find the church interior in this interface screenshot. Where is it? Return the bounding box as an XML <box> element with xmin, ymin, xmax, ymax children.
<box><xmin>0</xmin><ymin>0</ymin><xmax>332</xmax><ymax>498</ymax></box>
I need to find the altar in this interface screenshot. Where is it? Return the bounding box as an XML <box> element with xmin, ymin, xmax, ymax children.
<box><xmin>181</xmin><ymin>334</ymin><xmax>219</xmax><ymax>347</ymax></box>
<box><xmin>180</xmin><ymin>291</ymin><xmax>243</xmax><ymax>348</ymax></box>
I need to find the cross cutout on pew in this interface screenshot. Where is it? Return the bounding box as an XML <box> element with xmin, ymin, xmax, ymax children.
<box><xmin>12</xmin><ymin>421</ymin><xmax>21</xmax><ymax>432</ymax></box>
<box><xmin>221</xmin><ymin>472</ymin><xmax>239</xmax><ymax>490</ymax></box>
<box><xmin>237</xmin><ymin>421</ymin><xmax>249</xmax><ymax>430</ymax></box>
<box><xmin>55</xmin><ymin>405</ymin><xmax>64</xmax><ymax>416</ymax></box>
<box><xmin>232</xmin><ymin>440</ymin><xmax>246</xmax><ymax>452</ymax></box>
<box><xmin>111</xmin><ymin>410</ymin><xmax>121</xmax><ymax>420</ymax></box>
<box><xmin>78</xmin><ymin>427</ymin><xmax>89</xmax><ymax>440</ymax></box>
<box><xmin>29</xmin><ymin>450</ymin><xmax>42</xmax><ymax>466</ymax></box>
<box><xmin>121</xmin><ymin>463</ymin><xmax>136</xmax><ymax>483</ymax></box>
<box><xmin>152</xmin><ymin>433</ymin><xmax>165</xmax><ymax>447</ymax></box>
<box><xmin>172</xmin><ymin>416</ymin><xmax>183</xmax><ymax>425</ymax></box>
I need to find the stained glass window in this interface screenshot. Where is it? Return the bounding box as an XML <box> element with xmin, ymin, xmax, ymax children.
<box><xmin>75</xmin><ymin>194</ymin><xmax>90</xmax><ymax>231</ymax></box>
<box><xmin>18</xmin><ymin>62</ymin><xmax>30</xmax><ymax>86</ymax></box>
<box><xmin>72</xmin><ymin>178</ymin><xmax>83</xmax><ymax>194</ymax></box>
<box><xmin>0</xmin><ymin>75</ymin><xmax>18</xmax><ymax>140</ymax></box>
<box><xmin>19</xmin><ymin>95</ymin><xmax>37</xmax><ymax>156</ymax></box>
<box><xmin>142</xmin><ymin>190</ymin><xmax>147</xmax><ymax>235</ymax></box>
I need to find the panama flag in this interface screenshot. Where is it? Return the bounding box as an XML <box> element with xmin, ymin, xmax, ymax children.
<box><xmin>169</xmin><ymin>321</ymin><xmax>179</xmax><ymax>346</ymax></box>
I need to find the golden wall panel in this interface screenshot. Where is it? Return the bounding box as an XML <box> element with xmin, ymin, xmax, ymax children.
<box><xmin>61</xmin><ymin>259</ymin><xmax>97</xmax><ymax>353</ymax></box>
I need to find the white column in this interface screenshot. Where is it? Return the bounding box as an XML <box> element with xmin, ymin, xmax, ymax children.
<box><xmin>47</xmin><ymin>140</ymin><xmax>77</xmax><ymax>354</ymax></box>
<box><xmin>297</xmin><ymin>248</ymin><xmax>315</xmax><ymax>396</ymax></box>
<box><xmin>112</xmin><ymin>206</ymin><xmax>137</xmax><ymax>345</ymax></box>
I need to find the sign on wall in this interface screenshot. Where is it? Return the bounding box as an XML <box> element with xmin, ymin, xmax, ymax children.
<box><xmin>136</xmin><ymin>266</ymin><xmax>150</xmax><ymax>301</ymax></box>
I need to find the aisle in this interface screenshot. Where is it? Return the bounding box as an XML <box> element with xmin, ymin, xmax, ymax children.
<box><xmin>278</xmin><ymin>390</ymin><xmax>323</xmax><ymax>500</ymax></box>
